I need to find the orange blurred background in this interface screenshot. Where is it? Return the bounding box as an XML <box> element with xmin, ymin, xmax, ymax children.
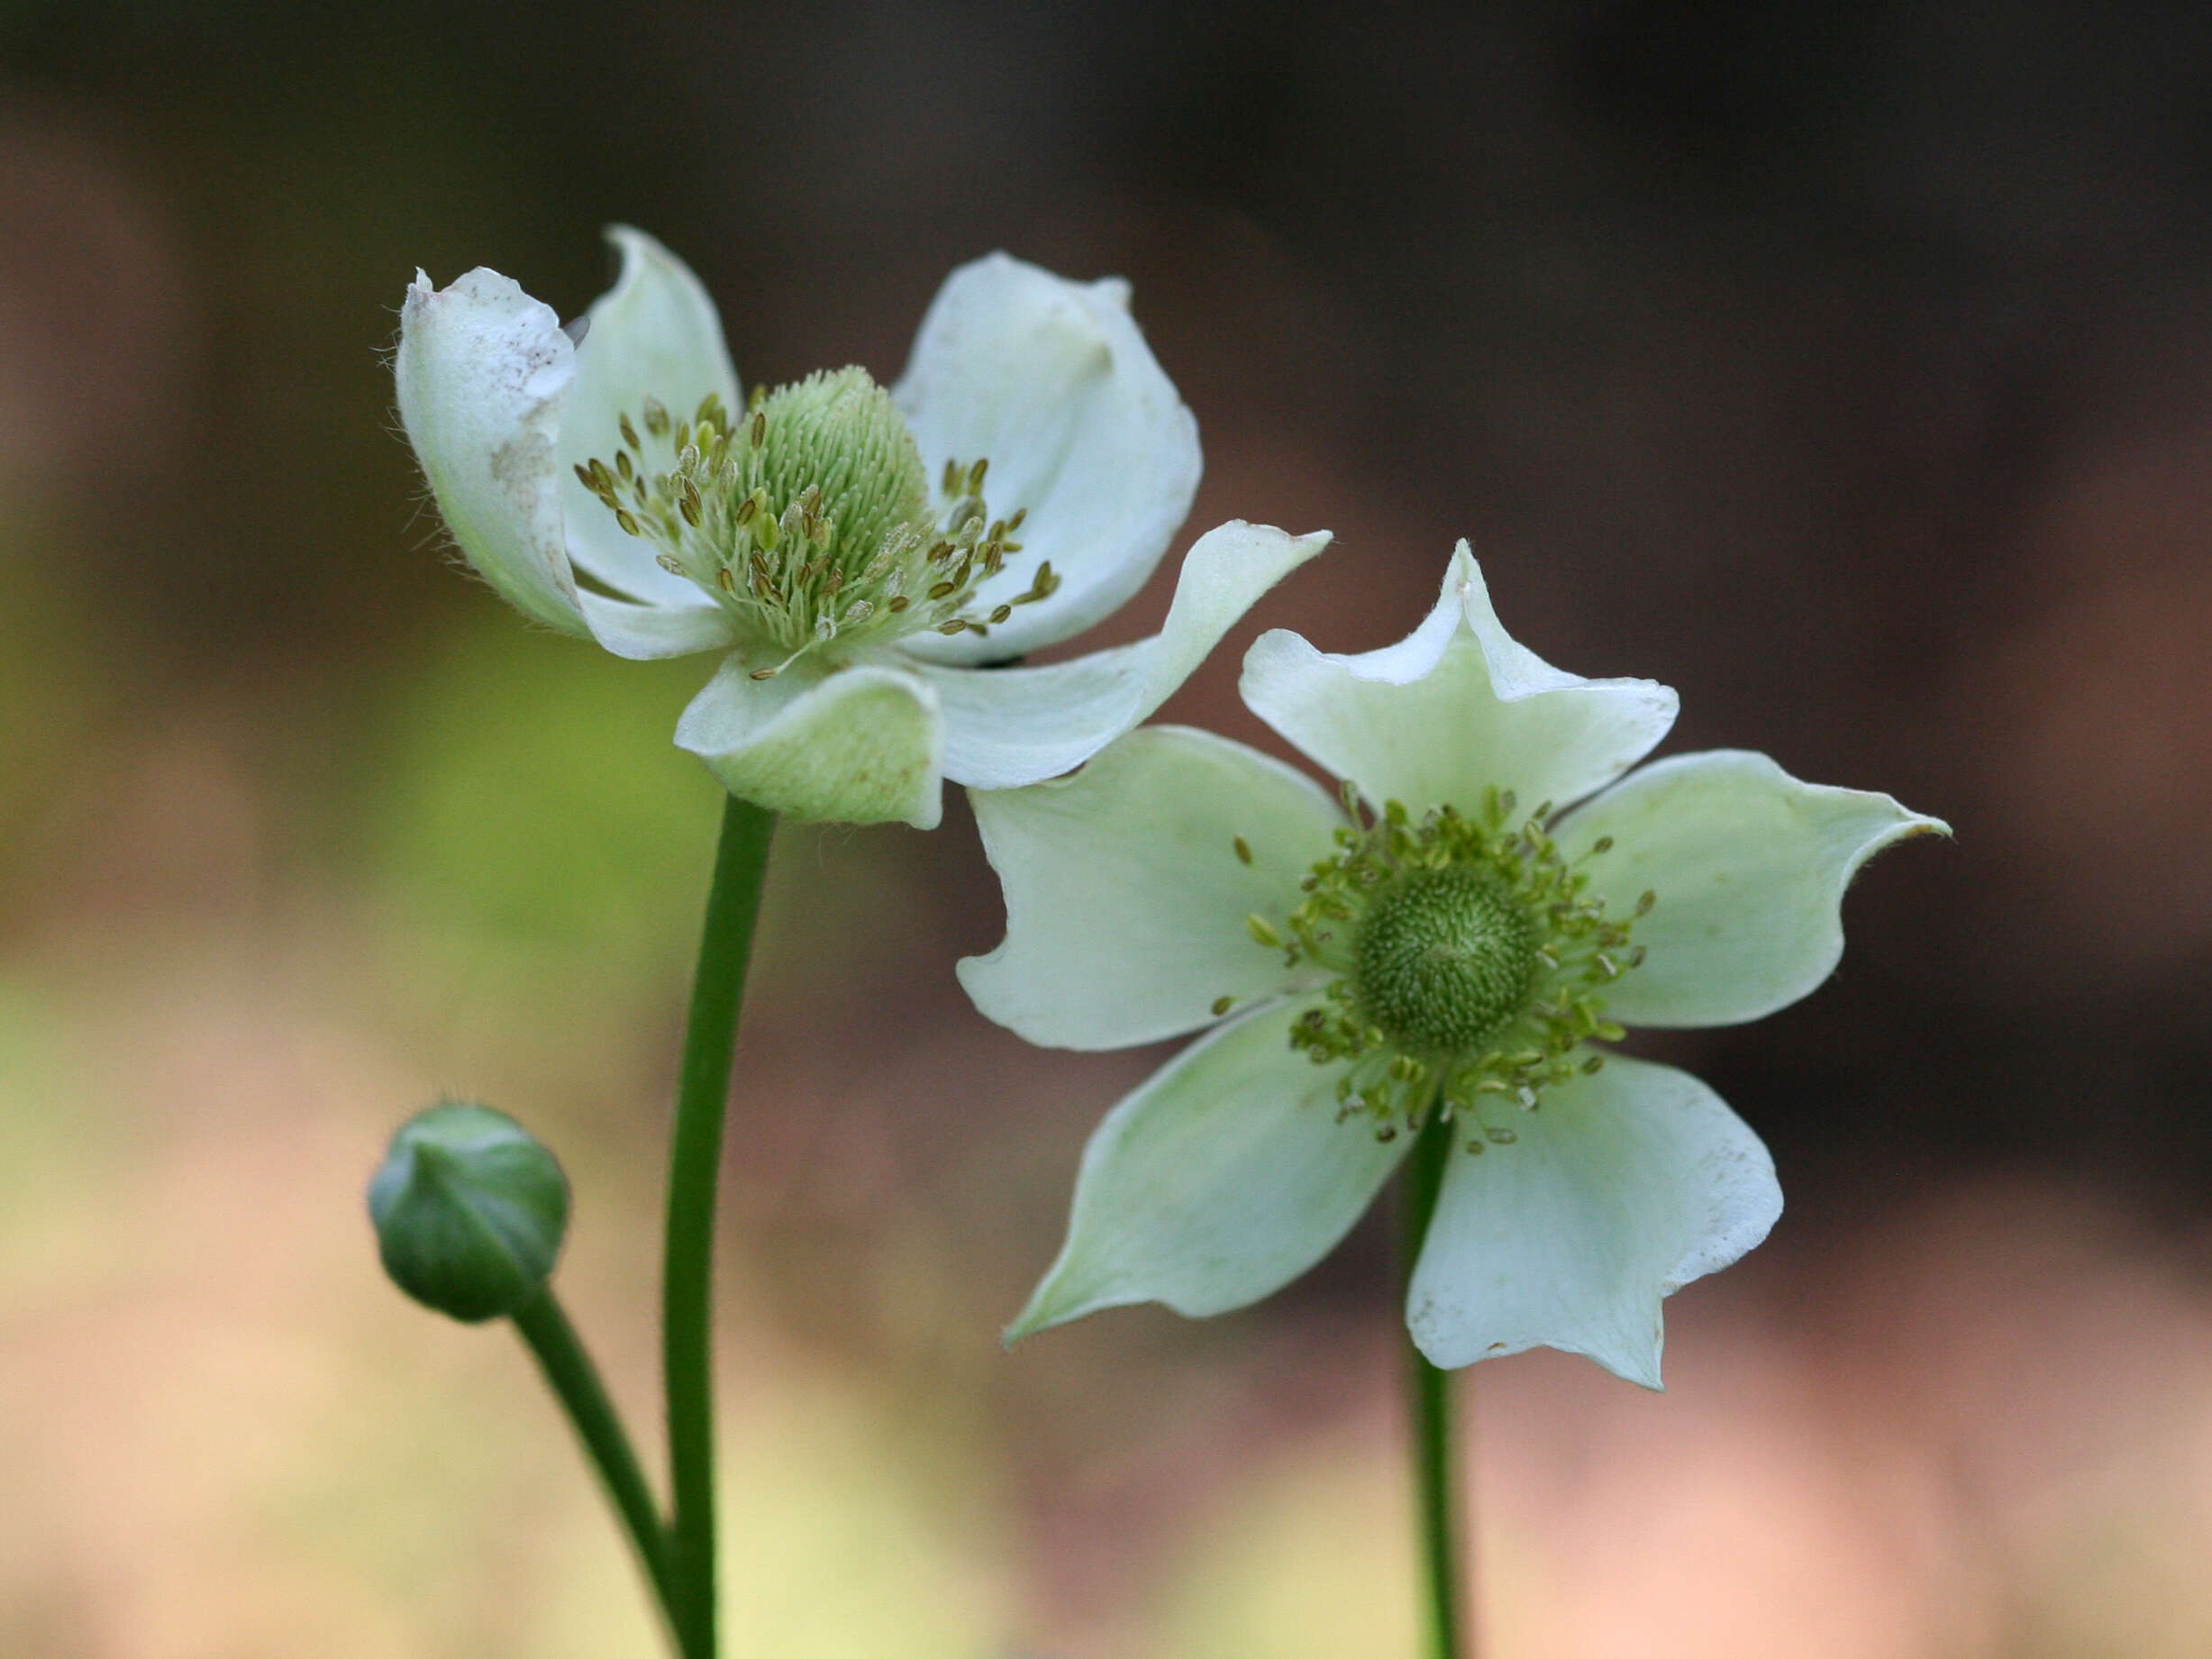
<box><xmin>4</xmin><ymin>4</ymin><xmax>2211</xmax><ymax>1654</ymax></box>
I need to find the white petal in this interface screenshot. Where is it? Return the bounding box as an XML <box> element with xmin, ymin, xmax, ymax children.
<box><xmin>1557</xmin><ymin>749</ymin><xmax>1950</xmax><ymax>1028</ymax></box>
<box><xmin>558</xmin><ymin>227</ymin><xmax>744</xmax><ymax>611</ymax></box>
<box><xmin>673</xmin><ymin>654</ymin><xmax>945</xmax><ymax>828</ymax></box>
<box><xmin>918</xmin><ymin>523</ymin><xmax>1331</xmax><ymax>790</ymax></box>
<box><xmin>960</xmin><ymin>725</ymin><xmax>1342</xmax><ymax>1050</ymax></box>
<box><xmin>1241</xmin><ymin>542</ymin><xmax>1678</xmax><ymax>816</ymax></box>
<box><xmin>1406</xmin><ymin>1055</ymin><xmax>1780</xmax><ymax>1386</ymax></box>
<box><xmin>396</xmin><ymin>268</ymin><xmax>589</xmax><ymax>636</ymax></box>
<box><xmin>892</xmin><ymin>253</ymin><xmax>1202</xmax><ymax>665</ymax></box>
<box><xmin>1008</xmin><ymin>1000</ymin><xmax>1408</xmax><ymax>1338</ymax></box>
<box><xmin>577</xmin><ymin>591</ymin><xmax>736</xmax><ymax>659</ymax></box>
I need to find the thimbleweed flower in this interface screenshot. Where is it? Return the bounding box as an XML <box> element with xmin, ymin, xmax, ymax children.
<box><xmin>369</xmin><ymin>1101</ymin><xmax>570</xmax><ymax>1324</ymax></box>
<box><xmin>396</xmin><ymin>227</ymin><xmax>1328</xmax><ymax>826</ymax></box>
<box><xmin>961</xmin><ymin>545</ymin><xmax>1946</xmax><ymax>1385</ymax></box>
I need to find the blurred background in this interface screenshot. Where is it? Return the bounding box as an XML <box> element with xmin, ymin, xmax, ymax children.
<box><xmin>2</xmin><ymin>2</ymin><xmax>2209</xmax><ymax>1654</ymax></box>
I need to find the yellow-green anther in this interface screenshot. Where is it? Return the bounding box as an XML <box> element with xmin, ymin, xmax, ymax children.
<box><xmin>582</xmin><ymin>369</ymin><xmax>1050</xmax><ymax>669</ymax></box>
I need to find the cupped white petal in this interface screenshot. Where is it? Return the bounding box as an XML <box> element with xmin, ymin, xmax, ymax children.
<box><xmin>673</xmin><ymin>653</ymin><xmax>944</xmax><ymax>828</ymax></box>
<box><xmin>1007</xmin><ymin>999</ymin><xmax>1408</xmax><ymax>1339</ymax></box>
<box><xmin>893</xmin><ymin>254</ymin><xmax>1202</xmax><ymax>664</ymax></box>
<box><xmin>1241</xmin><ymin>542</ymin><xmax>1678</xmax><ymax>816</ymax></box>
<box><xmin>918</xmin><ymin>523</ymin><xmax>1331</xmax><ymax>790</ymax></box>
<box><xmin>961</xmin><ymin>725</ymin><xmax>1343</xmax><ymax>1051</ymax></box>
<box><xmin>396</xmin><ymin>269</ymin><xmax>589</xmax><ymax>637</ymax></box>
<box><xmin>1558</xmin><ymin>750</ymin><xmax>1950</xmax><ymax>1028</ymax></box>
<box><xmin>1406</xmin><ymin>1055</ymin><xmax>1780</xmax><ymax>1386</ymax></box>
<box><xmin>577</xmin><ymin>592</ymin><xmax>737</xmax><ymax>659</ymax></box>
<box><xmin>558</xmin><ymin>227</ymin><xmax>744</xmax><ymax>612</ymax></box>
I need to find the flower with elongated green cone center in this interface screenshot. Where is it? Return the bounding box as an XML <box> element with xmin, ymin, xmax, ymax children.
<box><xmin>574</xmin><ymin>366</ymin><xmax>1059</xmax><ymax>673</ymax></box>
<box><xmin>1251</xmin><ymin>785</ymin><xmax>1653</xmax><ymax>1150</ymax></box>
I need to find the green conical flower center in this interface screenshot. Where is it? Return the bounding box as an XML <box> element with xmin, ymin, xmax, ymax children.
<box><xmin>576</xmin><ymin>368</ymin><xmax>1058</xmax><ymax>670</ymax></box>
<box><xmin>1352</xmin><ymin>869</ymin><xmax>1538</xmax><ymax>1056</ymax></box>
<box><xmin>748</xmin><ymin>368</ymin><xmax>933</xmax><ymax>568</ymax></box>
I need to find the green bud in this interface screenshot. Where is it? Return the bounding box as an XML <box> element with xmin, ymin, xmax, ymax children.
<box><xmin>368</xmin><ymin>1101</ymin><xmax>569</xmax><ymax>1323</ymax></box>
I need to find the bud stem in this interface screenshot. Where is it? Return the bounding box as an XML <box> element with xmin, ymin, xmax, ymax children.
<box><xmin>1402</xmin><ymin>1107</ymin><xmax>1473</xmax><ymax>1659</ymax></box>
<box><xmin>510</xmin><ymin>1288</ymin><xmax>680</xmax><ymax>1637</ymax></box>
<box><xmin>662</xmin><ymin>796</ymin><xmax>777</xmax><ymax>1659</ymax></box>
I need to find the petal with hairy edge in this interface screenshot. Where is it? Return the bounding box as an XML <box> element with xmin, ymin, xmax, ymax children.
<box><xmin>1007</xmin><ymin>1000</ymin><xmax>1408</xmax><ymax>1339</ymax></box>
<box><xmin>961</xmin><ymin>725</ymin><xmax>1342</xmax><ymax>1050</ymax></box>
<box><xmin>1406</xmin><ymin>1055</ymin><xmax>1780</xmax><ymax>1386</ymax></box>
<box><xmin>396</xmin><ymin>269</ymin><xmax>589</xmax><ymax>636</ymax></box>
<box><xmin>918</xmin><ymin>523</ymin><xmax>1331</xmax><ymax>790</ymax></box>
<box><xmin>1241</xmin><ymin>542</ymin><xmax>1677</xmax><ymax>817</ymax></box>
<box><xmin>893</xmin><ymin>254</ymin><xmax>1202</xmax><ymax>665</ymax></box>
<box><xmin>1558</xmin><ymin>749</ymin><xmax>1950</xmax><ymax>1028</ymax></box>
<box><xmin>673</xmin><ymin>654</ymin><xmax>944</xmax><ymax>828</ymax></box>
<box><xmin>558</xmin><ymin>227</ymin><xmax>745</xmax><ymax>614</ymax></box>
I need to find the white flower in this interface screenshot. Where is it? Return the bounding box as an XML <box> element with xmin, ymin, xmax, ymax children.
<box><xmin>396</xmin><ymin>227</ymin><xmax>1328</xmax><ymax>827</ymax></box>
<box><xmin>960</xmin><ymin>544</ymin><xmax>1946</xmax><ymax>1385</ymax></box>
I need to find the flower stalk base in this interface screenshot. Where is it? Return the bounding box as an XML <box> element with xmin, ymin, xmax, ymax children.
<box><xmin>662</xmin><ymin>795</ymin><xmax>778</xmax><ymax>1659</ymax></box>
<box><xmin>510</xmin><ymin>1289</ymin><xmax>680</xmax><ymax>1639</ymax></box>
<box><xmin>1404</xmin><ymin>1108</ymin><xmax>1470</xmax><ymax>1659</ymax></box>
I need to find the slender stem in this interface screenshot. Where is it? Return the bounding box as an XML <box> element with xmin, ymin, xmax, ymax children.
<box><xmin>662</xmin><ymin>796</ymin><xmax>777</xmax><ymax>1659</ymax></box>
<box><xmin>1402</xmin><ymin>1109</ymin><xmax>1469</xmax><ymax>1659</ymax></box>
<box><xmin>510</xmin><ymin>1288</ymin><xmax>680</xmax><ymax>1637</ymax></box>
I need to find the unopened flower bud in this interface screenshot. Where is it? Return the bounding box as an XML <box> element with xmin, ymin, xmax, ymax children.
<box><xmin>368</xmin><ymin>1101</ymin><xmax>569</xmax><ymax>1323</ymax></box>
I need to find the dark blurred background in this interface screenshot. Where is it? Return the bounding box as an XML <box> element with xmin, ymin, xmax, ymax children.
<box><xmin>4</xmin><ymin>3</ymin><xmax>2211</xmax><ymax>1654</ymax></box>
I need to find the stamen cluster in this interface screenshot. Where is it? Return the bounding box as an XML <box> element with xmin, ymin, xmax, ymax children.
<box><xmin>1242</xmin><ymin>786</ymin><xmax>1652</xmax><ymax>1151</ymax></box>
<box><xmin>574</xmin><ymin>368</ymin><xmax>1059</xmax><ymax>673</ymax></box>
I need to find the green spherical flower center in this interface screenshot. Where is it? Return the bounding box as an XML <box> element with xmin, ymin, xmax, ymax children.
<box><xmin>578</xmin><ymin>368</ymin><xmax>1058</xmax><ymax>669</ymax></box>
<box><xmin>1234</xmin><ymin>785</ymin><xmax>1653</xmax><ymax>1149</ymax></box>
<box><xmin>1351</xmin><ymin>868</ymin><xmax>1539</xmax><ymax>1057</ymax></box>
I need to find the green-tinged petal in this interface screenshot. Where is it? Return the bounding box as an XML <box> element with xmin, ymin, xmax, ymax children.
<box><xmin>673</xmin><ymin>654</ymin><xmax>944</xmax><ymax>827</ymax></box>
<box><xmin>961</xmin><ymin>725</ymin><xmax>1342</xmax><ymax>1050</ymax></box>
<box><xmin>917</xmin><ymin>523</ymin><xmax>1331</xmax><ymax>790</ymax></box>
<box><xmin>396</xmin><ymin>268</ymin><xmax>589</xmax><ymax>636</ymax></box>
<box><xmin>577</xmin><ymin>591</ymin><xmax>736</xmax><ymax>659</ymax></box>
<box><xmin>893</xmin><ymin>253</ymin><xmax>1202</xmax><ymax>665</ymax></box>
<box><xmin>1009</xmin><ymin>1000</ymin><xmax>1408</xmax><ymax>1338</ymax></box>
<box><xmin>1241</xmin><ymin>541</ymin><xmax>1677</xmax><ymax>816</ymax></box>
<box><xmin>559</xmin><ymin>226</ymin><xmax>744</xmax><ymax>611</ymax></box>
<box><xmin>1406</xmin><ymin>1055</ymin><xmax>1779</xmax><ymax>1386</ymax></box>
<box><xmin>1559</xmin><ymin>750</ymin><xmax>1950</xmax><ymax>1028</ymax></box>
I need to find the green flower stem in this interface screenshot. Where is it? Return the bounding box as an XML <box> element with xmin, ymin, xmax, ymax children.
<box><xmin>1403</xmin><ymin>1109</ymin><xmax>1470</xmax><ymax>1659</ymax></box>
<box><xmin>510</xmin><ymin>1288</ymin><xmax>680</xmax><ymax>1636</ymax></box>
<box><xmin>663</xmin><ymin>796</ymin><xmax>777</xmax><ymax>1659</ymax></box>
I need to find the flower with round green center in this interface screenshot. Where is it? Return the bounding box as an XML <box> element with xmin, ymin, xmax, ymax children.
<box><xmin>396</xmin><ymin>226</ymin><xmax>1331</xmax><ymax>826</ymax></box>
<box><xmin>959</xmin><ymin>543</ymin><xmax>1948</xmax><ymax>1385</ymax></box>
<box><xmin>1267</xmin><ymin>786</ymin><xmax>1654</xmax><ymax>1140</ymax></box>
<box><xmin>1353</xmin><ymin>867</ymin><xmax>1538</xmax><ymax>1056</ymax></box>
